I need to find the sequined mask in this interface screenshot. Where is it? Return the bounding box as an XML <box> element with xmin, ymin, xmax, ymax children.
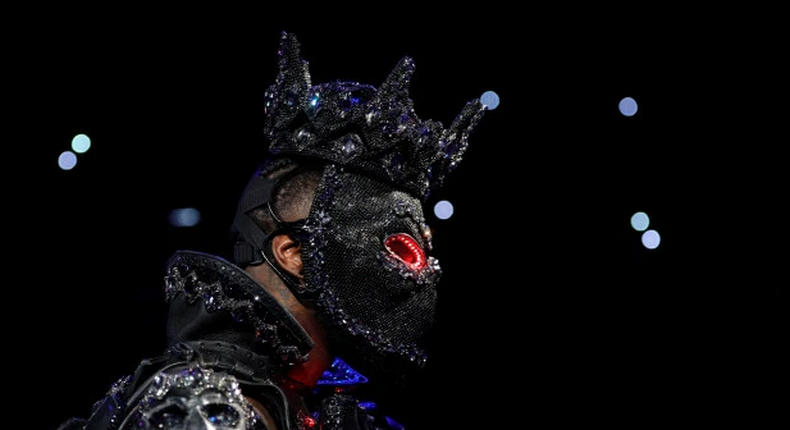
<box><xmin>292</xmin><ymin>164</ymin><xmax>440</xmax><ymax>371</ymax></box>
<box><xmin>230</xmin><ymin>30</ymin><xmax>488</xmax><ymax>382</ymax></box>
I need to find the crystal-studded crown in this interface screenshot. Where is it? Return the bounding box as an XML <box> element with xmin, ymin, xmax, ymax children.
<box><xmin>263</xmin><ymin>31</ymin><xmax>488</xmax><ymax>201</ymax></box>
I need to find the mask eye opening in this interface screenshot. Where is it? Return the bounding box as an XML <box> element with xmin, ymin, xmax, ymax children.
<box><xmin>384</xmin><ymin>233</ymin><xmax>427</xmax><ymax>271</ymax></box>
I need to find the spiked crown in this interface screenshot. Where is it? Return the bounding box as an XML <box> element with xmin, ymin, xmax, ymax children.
<box><xmin>262</xmin><ymin>31</ymin><xmax>488</xmax><ymax>201</ymax></box>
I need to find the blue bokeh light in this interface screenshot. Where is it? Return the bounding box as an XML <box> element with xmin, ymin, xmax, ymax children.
<box><xmin>619</xmin><ymin>96</ymin><xmax>638</xmax><ymax>117</ymax></box>
<box><xmin>481</xmin><ymin>90</ymin><xmax>500</xmax><ymax>110</ymax></box>
<box><xmin>58</xmin><ymin>151</ymin><xmax>78</xmax><ymax>170</ymax></box>
<box><xmin>169</xmin><ymin>207</ymin><xmax>202</xmax><ymax>227</ymax></box>
<box><xmin>433</xmin><ymin>200</ymin><xmax>454</xmax><ymax>220</ymax></box>
<box><xmin>641</xmin><ymin>229</ymin><xmax>661</xmax><ymax>250</ymax></box>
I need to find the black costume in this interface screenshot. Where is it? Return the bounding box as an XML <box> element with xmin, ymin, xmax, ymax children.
<box><xmin>58</xmin><ymin>250</ymin><xmax>398</xmax><ymax>430</ymax></box>
<box><xmin>58</xmin><ymin>31</ymin><xmax>488</xmax><ymax>430</ymax></box>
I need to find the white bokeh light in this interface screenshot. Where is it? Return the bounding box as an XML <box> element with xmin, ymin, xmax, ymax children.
<box><xmin>630</xmin><ymin>211</ymin><xmax>650</xmax><ymax>231</ymax></box>
<box><xmin>433</xmin><ymin>200</ymin><xmax>454</xmax><ymax>220</ymax></box>
<box><xmin>71</xmin><ymin>133</ymin><xmax>91</xmax><ymax>153</ymax></box>
<box><xmin>641</xmin><ymin>229</ymin><xmax>661</xmax><ymax>250</ymax></box>
<box><xmin>58</xmin><ymin>151</ymin><xmax>78</xmax><ymax>170</ymax></box>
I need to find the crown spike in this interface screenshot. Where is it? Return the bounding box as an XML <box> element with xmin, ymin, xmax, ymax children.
<box><xmin>377</xmin><ymin>56</ymin><xmax>416</xmax><ymax>103</ymax></box>
<box><xmin>264</xmin><ymin>32</ymin><xmax>312</xmax><ymax>138</ymax></box>
<box><xmin>439</xmin><ymin>98</ymin><xmax>486</xmax><ymax>174</ymax></box>
<box><xmin>262</xmin><ymin>32</ymin><xmax>488</xmax><ymax>201</ymax></box>
<box><xmin>276</xmin><ymin>31</ymin><xmax>312</xmax><ymax>91</ymax></box>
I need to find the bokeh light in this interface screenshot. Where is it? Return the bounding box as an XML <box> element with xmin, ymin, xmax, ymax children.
<box><xmin>619</xmin><ymin>96</ymin><xmax>638</xmax><ymax>117</ymax></box>
<box><xmin>641</xmin><ymin>229</ymin><xmax>661</xmax><ymax>250</ymax></box>
<box><xmin>631</xmin><ymin>211</ymin><xmax>650</xmax><ymax>231</ymax></box>
<box><xmin>58</xmin><ymin>151</ymin><xmax>78</xmax><ymax>170</ymax></box>
<box><xmin>71</xmin><ymin>133</ymin><xmax>91</xmax><ymax>153</ymax></box>
<box><xmin>481</xmin><ymin>90</ymin><xmax>500</xmax><ymax>110</ymax></box>
<box><xmin>433</xmin><ymin>200</ymin><xmax>454</xmax><ymax>220</ymax></box>
<box><xmin>169</xmin><ymin>207</ymin><xmax>202</xmax><ymax>227</ymax></box>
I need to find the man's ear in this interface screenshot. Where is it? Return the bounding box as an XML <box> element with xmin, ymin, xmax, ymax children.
<box><xmin>270</xmin><ymin>234</ymin><xmax>303</xmax><ymax>279</ymax></box>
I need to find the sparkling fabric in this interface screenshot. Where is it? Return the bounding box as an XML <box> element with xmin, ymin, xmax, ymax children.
<box><xmin>120</xmin><ymin>366</ymin><xmax>268</xmax><ymax>429</ymax></box>
<box><xmin>264</xmin><ymin>31</ymin><xmax>487</xmax><ymax>202</ymax></box>
<box><xmin>164</xmin><ymin>250</ymin><xmax>314</xmax><ymax>364</ymax></box>
<box><xmin>229</xmin><ymin>31</ymin><xmax>490</xmax><ymax>393</ymax></box>
<box><xmin>295</xmin><ymin>164</ymin><xmax>439</xmax><ymax>369</ymax></box>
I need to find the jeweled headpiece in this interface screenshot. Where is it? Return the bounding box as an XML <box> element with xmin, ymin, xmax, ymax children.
<box><xmin>263</xmin><ymin>31</ymin><xmax>487</xmax><ymax>201</ymax></box>
<box><xmin>229</xmin><ymin>32</ymin><xmax>491</xmax><ymax>383</ymax></box>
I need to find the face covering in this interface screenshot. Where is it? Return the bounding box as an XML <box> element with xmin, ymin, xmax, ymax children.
<box><xmin>292</xmin><ymin>164</ymin><xmax>440</xmax><ymax>383</ymax></box>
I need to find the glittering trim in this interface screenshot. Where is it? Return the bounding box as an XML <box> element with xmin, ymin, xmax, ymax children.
<box><xmin>263</xmin><ymin>31</ymin><xmax>487</xmax><ymax>202</ymax></box>
<box><xmin>124</xmin><ymin>366</ymin><xmax>266</xmax><ymax>429</ymax></box>
<box><xmin>315</xmin><ymin>394</ymin><xmax>368</xmax><ymax>430</ymax></box>
<box><xmin>163</xmin><ymin>251</ymin><xmax>312</xmax><ymax>364</ymax></box>
<box><xmin>379</xmin><ymin>252</ymin><xmax>441</xmax><ymax>285</ymax></box>
<box><xmin>316</xmin><ymin>357</ymin><xmax>368</xmax><ymax>386</ymax></box>
<box><xmin>393</xmin><ymin>197</ymin><xmax>433</xmax><ymax>251</ymax></box>
<box><xmin>87</xmin><ymin>374</ymin><xmax>133</xmax><ymax>428</ymax></box>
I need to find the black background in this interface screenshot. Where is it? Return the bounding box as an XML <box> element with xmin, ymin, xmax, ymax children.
<box><xmin>6</xmin><ymin>6</ymin><xmax>785</xmax><ymax>429</ymax></box>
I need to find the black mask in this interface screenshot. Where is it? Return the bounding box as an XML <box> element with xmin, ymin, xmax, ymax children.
<box><xmin>294</xmin><ymin>164</ymin><xmax>440</xmax><ymax>383</ymax></box>
<box><xmin>230</xmin><ymin>30</ymin><xmax>488</xmax><ymax>389</ymax></box>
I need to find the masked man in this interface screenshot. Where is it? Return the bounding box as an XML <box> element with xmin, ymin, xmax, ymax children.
<box><xmin>58</xmin><ymin>31</ymin><xmax>489</xmax><ymax>430</ymax></box>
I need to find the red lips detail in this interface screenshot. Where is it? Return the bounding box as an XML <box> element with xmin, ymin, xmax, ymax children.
<box><xmin>384</xmin><ymin>233</ymin><xmax>427</xmax><ymax>270</ymax></box>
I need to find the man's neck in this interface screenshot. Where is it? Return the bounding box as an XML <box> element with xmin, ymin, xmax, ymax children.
<box><xmin>286</xmin><ymin>341</ymin><xmax>333</xmax><ymax>388</ymax></box>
